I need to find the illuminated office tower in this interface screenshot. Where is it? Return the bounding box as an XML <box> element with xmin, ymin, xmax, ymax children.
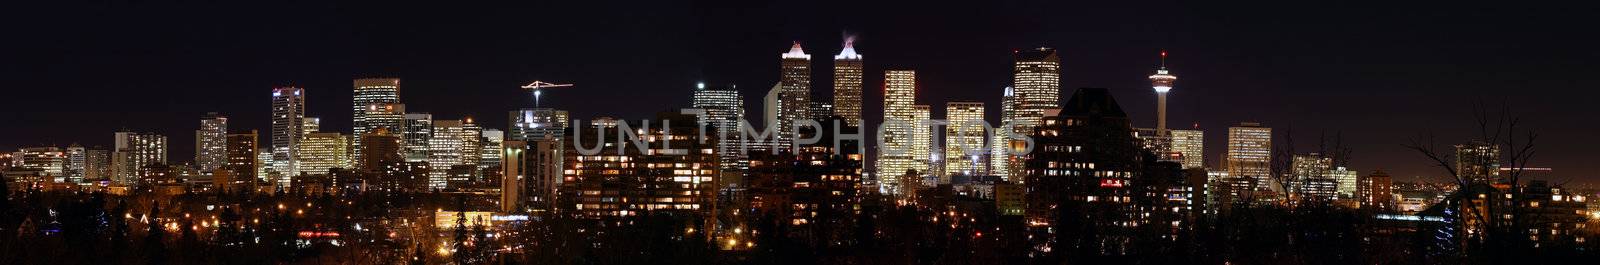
<box><xmin>913</xmin><ymin>105</ymin><xmax>933</xmax><ymax>185</ymax></box>
<box><xmin>429</xmin><ymin>119</ymin><xmax>469</xmax><ymax>189</ymax></box>
<box><xmin>1331</xmin><ymin>166</ymin><xmax>1358</xmax><ymax>200</ymax></box>
<box><xmin>945</xmin><ymin>102</ymin><xmax>986</xmax><ymax>178</ymax></box>
<box><xmin>226</xmin><ymin>131</ymin><xmax>259</xmax><ymax>183</ymax></box>
<box><xmin>1004</xmin><ymin>48</ymin><xmax>1060</xmax><ymax>181</ymax></box>
<box><xmin>17</xmin><ymin>147</ymin><xmax>66</xmax><ymax>177</ymax></box>
<box><xmin>66</xmin><ymin>144</ymin><xmax>86</xmax><ymax>182</ymax></box>
<box><xmin>776</xmin><ymin>42</ymin><xmax>812</xmax><ymax>152</ymax></box>
<box><xmin>1148</xmin><ymin>50</ymin><xmax>1177</xmax><ymax>133</ymax></box>
<box><xmin>809</xmin><ymin>102</ymin><xmax>834</xmax><ymax>121</ymax></box>
<box><xmin>1011</xmin><ymin>47</ymin><xmax>1061</xmax><ymax>132</ymax></box>
<box><xmin>461</xmin><ymin>118</ymin><xmax>483</xmax><ymax>167</ymax></box>
<box><xmin>833</xmin><ymin>38</ymin><xmax>863</xmax><ymax>126</ymax></box>
<box><xmin>303</xmin><ymin>117</ymin><xmax>320</xmax><ymax>135</ymax></box>
<box><xmin>352</xmin><ymin>78</ymin><xmax>401</xmax><ymax>165</ymax></box>
<box><xmin>480</xmin><ymin>129</ymin><xmax>504</xmax><ymax>172</ymax></box>
<box><xmin>991</xmin><ymin>87</ymin><xmax>1017</xmax><ymax>178</ymax></box>
<box><xmin>691</xmin><ymin>82</ymin><xmax>745</xmax><ymax>172</ymax></box>
<box><xmin>508</xmin><ymin>108</ymin><xmax>569</xmax><ymax>142</ymax></box>
<box><xmin>878</xmin><ymin>70</ymin><xmax>918</xmax><ymax>194</ymax></box>
<box><xmin>112</xmin><ymin>131</ymin><xmax>167</xmax><ymax>184</ymax></box>
<box><xmin>1455</xmin><ymin>140</ymin><xmax>1501</xmax><ymax>184</ymax></box>
<box><xmin>84</xmin><ymin>148</ymin><xmax>109</xmax><ymax>181</ymax></box>
<box><xmin>1169</xmin><ymin>128</ymin><xmax>1205</xmax><ymax>169</ymax></box>
<box><xmin>1290</xmin><ymin>153</ymin><xmax>1335</xmax><ymax>202</ymax></box>
<box><xmin>403</xmin><ymin>113</ymin><xmax>433</xmax><ymax>163</ymax></box>
<box><xmin>299</xmin><ymin>132</ymin><xmax>349</xmax><ymax>176</ymax></box>
<box><xmin>256</xmin><ymin>147</ymin><xmax>273</xmax><ymax>180</ymax></box>
<box><xmin>196</xmin><ymin>112</ymin><xmax>228</xmax><ymax>172</ymax></box>
<box><xmin>362</xmin><ymin>103</ymin><xmax>406</xmax><ymax>167</ymax></box>
<box><xmin>270</xmin><ymin>86</ymin><xmax>306</xmax><ymax>182</ymax></box>
<box><xmin>1226</xmin><ymin>122</ymin><xmax>1272</xmax><ymax>190</ymax></box>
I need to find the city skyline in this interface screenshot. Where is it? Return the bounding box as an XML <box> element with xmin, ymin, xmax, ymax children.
<box><xmin>2</xmin><ymin>1</ymin><xmax>1598</xmax><ymax>263</ymax></box>
<box><xmin>4</xmin><ymin>1</ymin><xmax>1595</xmax><ymax>183</ymax></box>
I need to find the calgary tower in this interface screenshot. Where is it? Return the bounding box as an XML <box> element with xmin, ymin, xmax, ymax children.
<box><xmin>1148</xmin><ymin>50</ymin><xmax>1178</xmax><ymax>134</ymax></box>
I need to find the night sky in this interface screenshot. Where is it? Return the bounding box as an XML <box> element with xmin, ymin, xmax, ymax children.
<box><xmin>4</xmin><ymin>1</ymin><xmax>1597</xmax><ymax>184</ymax></box>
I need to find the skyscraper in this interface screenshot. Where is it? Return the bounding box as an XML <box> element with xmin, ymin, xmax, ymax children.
<box><xmin>691</xmin><ymin>82</ymin><xmax>745</xmax><ymax>172</ymax></box>
<box><xmin>809</xmin><ymin>102</ymin><xmax>834</xmax><ymax>121</ymax></box>
<box><xmin>1455</xmin><ymin>140</ymin><xmax>1501</xmax><ymax>184</ymax></box>
<box><xmin>84</xmin><ymin>148</ymin><xmax>109</xmax><ymax>181</ymax></box>
<box><xmin>480</xmin><ymin>129</ymin><xmax>504</xmax><ymax>173</ymax></box>
<box><xmin>429</xmin><ymin>119</ymin><xmax>474</xmax><ymax>189</ymax></box>
<box><xmin>1290</xmin><ymin>153</ymin><xmax>1336</xmax><ymax>202</ymax></box>
<box><xmin>500</xmin><ymin>140</ymin><xmax>528</xmax><ymax>212</ymax></box>
<box><xmin>196</xmin><ymin>112</ymin><xmax>228</xmax><ymax>172</ymax></box>
<box><xmin>1226</xmin><ymin>122</ymin><xmax>1272</xmax><ymax>191</ymax></box>
<box><xmin>302</xmin><ymin>117</ymin><xmax>321</xmax><ymax>135</ymax></box>
<box><xmin>1169</xmin><ymin>128</ymin><xmax>1205</xmax><ymax>169</ymax></box>
<box><xmin>878</xmin><ymin>70</ymin><xmax>918</xmax><ymax>194</ymax></box>
<box><xmin>991</xmin><ymin>87</ymin><xmax>1018</xmax><ymax>178</ymax></box>
<box><xmin>776</xmin><ymin>42</ymin><xmax>812</xmax><ymax>152</ymax></box>
<box><xmin>359</xmin><ymin>128</ymin><xmax>404</xmax><ymax>174</ymax></box>
<box><xmin>912</xmin><ymin>105</ymin><xmax>932</xmax><ymax>185</ymax></box>
<box><xmin>945</xmin><ymin>102</ymin><xmax>986</xmax><ymax>178</ymax></box>
<box><xmin>113</xmin><ymin>131</ymin><xmax>167</xmax><ymax>185</ymax></box>
<box><xmin>1011</xmin><ymin>48</ymin><xmax>1061</xmax><ymax>132</ymax></box>
<box><xmin>66</xmin><ymin>144</ymin><xmax>86</xmax><ymax>183</ymax></box>
<box><xmin>403</xmin><ymin>113</ymin><xmax>434</xmax><ymax>163</ymax></box>
<box><xmin>1006</xmin><ymin>48</ymin><xmax>1061</xmax><ymax>181</ymax></box>
<box><xmin>363</xmin><ymin>103</ymin><xmax>406</xmax><ymax>167</ymax></box>
<box><xmin>226</xmin><ymin>131</ymin><xmax>259</xmax><ymax>183</ymax></box>
<box><xmin>270</xmin><ymin>86</ymin><xmax>306</xmax><ymax>184</ymax></box>
<box><xmin>833</xmin><ymin>38</ymin><xmax>863</xmax><ymax>127</ymax></box>
<box><xmin>352</xmin><ymin>78</ymin><xmax>401</xmax><ymax>166</ymax></box>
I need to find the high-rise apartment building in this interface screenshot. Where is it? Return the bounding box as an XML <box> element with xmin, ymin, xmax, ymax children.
<box><xmin>84</xmin><ymin>148</ymin><xmax>110</xmax><ymax>181</ymax></box>
<box><xmin>1358</xmin><ymin>170</ymin><xmax>1394</xmax><ymax>210</ymax></box>
<box><xmin>878</xmin><ymin>70</ymin><xmax>919</xmax><ymax>195</ymax></box>
<box><xmin>561</xmin><ymin>113</ymin><xmax>719</xmax><ymax>217</ymax></box>
<box><xmin>270</xmin><ymin>86</ymin><xmax>306</xmax><ymax>183</ymax></box>
<box><xmin>945</xmin><ymin>102</ymin><xmax>986</xmax><ymax>178</ymax></box>
<box><xmin>113</xmin><ymin>131</ymin><xmax>167</xmax><ymax>184</ymax></box>
<box><xmin>1455</xmin><ymin>141</ymin><xmax>1501</xmax><ymax>184</ymax></box>
<box><xmin>833</xmin><ymin>38</ymin><xmax>863</xmax><ymax>127</ymax></box>
<box><xmin>196</xmin><ymin>112</ymin><xmax>229</xmax><ymax>172</ymax></box>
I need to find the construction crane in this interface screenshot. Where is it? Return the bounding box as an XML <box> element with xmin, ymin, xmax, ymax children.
<box><xmin>520</xmin><ymin>80</ymin><xmax>573</xmax><ymax>108</ymax></box>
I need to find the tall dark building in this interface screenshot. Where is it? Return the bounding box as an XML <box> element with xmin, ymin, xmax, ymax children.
<box><xmin>561</xmin><ymin>112</ymin><xmax>720</xmax><ymax>218</ymax></box>
<box><xmin>1024</xmin><ymin>87</ymin><xmax>1184</xmax><ymax>257</ymax></box>
<box><xmin>745</xmin><ymin>117</ymin><xmax>863</xmax><ymax>248</ymax></box>
<box><xmin>225</xmin><ymin>130</ymin><xmax>259</xmax><ymax>183</ymax></box>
